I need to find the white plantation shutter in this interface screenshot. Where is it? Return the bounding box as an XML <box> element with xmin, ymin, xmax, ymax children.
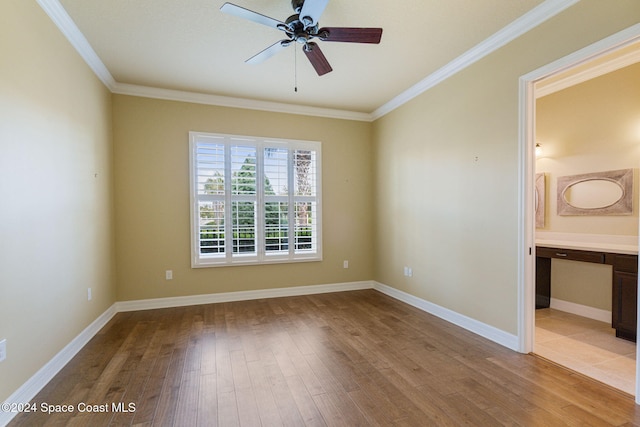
<box><xmin>190</xmin><ymin>132</ymin><xmax>322</xmax><ymax>267</ymax></box>
<box><xmin>293</xmin><ymin>149</ymin><xmax>318</xmax><ymax>253</ymax></box>
<box><xmin>230</xmin><ymin>144</ymin><xmax>257</xmax><ymax>256</ymax></box>
<box><xmin>264</xmin><ymin>147</ymin><xmax>289</xmax><ymax>256</ymax></box>
<box><xmin>194</xmin><ymin>137</ymin><xmax>226</xmax><ymax>256</ymax></box>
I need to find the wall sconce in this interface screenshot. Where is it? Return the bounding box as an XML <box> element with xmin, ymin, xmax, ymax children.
<box><xmin>535</xmin><ymin>143</ymin><xmax>543</xmax><ymax>157</ymax></box>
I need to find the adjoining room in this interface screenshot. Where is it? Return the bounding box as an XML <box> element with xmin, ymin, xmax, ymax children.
<box><xmin>533</xmin><ymin>54</ymin><xmax>640</xmax><ymax>395</ymax></box>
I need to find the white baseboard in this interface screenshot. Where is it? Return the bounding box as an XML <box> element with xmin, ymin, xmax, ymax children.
<box><xmin>0</xmin><ymin>305</ymin><xmax>118</xmax><ymax>427</ymax></box>
<box><xmin>3</xmin><ymin>279</ymin><xmax>521</xmax><ymax>426</ymax></box>
<box><xmin>115</xmin><ymin>280</ymin><xmax>375</xmax><ymax>312</ymax></box>
<box><xmin>0</xmin><ymin>281</ymin><xmax>373</xmax><ymax>427</ymax></box>
<box><xmin>550</xmin><ymin>298</ymin><xmax>612</xmax><ymax>324</ymax></box>
<box><xmin>373</xmin><ymin>282</ymin><xmax>519</xmax><ymax>351</ymax></box>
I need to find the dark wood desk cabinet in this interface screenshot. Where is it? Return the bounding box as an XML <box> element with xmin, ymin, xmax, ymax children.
<box><xmin>536</xmin><ymin>246</ymin><xmax>638</xmax><ymax>342</ymax></box>
<box><xmin>612</xmin><ymin>254</ymin><xmax>638</xmax><ymax>341</ymax></box>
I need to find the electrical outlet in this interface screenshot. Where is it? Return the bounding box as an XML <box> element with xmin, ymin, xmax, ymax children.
<box><xmin>403</xmin><ymin>266</ymin><xmax>413</xmax><ymax>277</ymax></box>
<box><xmin>0</xmin><ymin>339</ymin><xmax>6</xmax><ymax>362</ymax></box>
<box><xmin>166</xmin><ymin>270</ymin><xmax>173</xmax><ymax>280</ymax></box>
<box><xmin>87</xmin><ymin>288</ymin><xmax>92</xmax><ymax>301</ymax></box>
<box><xmin>343</xmin><ymin>260</ymin><xmax>349</xmax><ymax>269</ymax></box>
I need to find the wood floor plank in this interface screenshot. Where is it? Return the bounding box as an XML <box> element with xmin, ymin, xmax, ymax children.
<box><xmin>234</xmin><ymin>386</ymin><xmax>261</xmax><ymax>427</ymax></box>
<box><xmin>174</xmin><ymin>368</ymin><xmax>200</xmax><ymax>426</ymax></box>
<box><xmin>374</xmin><ymin>367</ymin><xmax>462</xmax><ymax>427</ymax></box>
<box><xmin>199</xmin><ymin>331</ymin><xmax>217</xmax><ymax>376</ymax></box>
<box><xmin>262</xmin><ymin>359</ymin><xmax>307</xmax><ymax>426</ymax></box>
<box><xmin>284</xmin><ymin>374</ymin><xmax>327</xmax><ymax>427</ymax></box>
<box><xmin>9</xmin><ymin>290</ymin><xmax>640</xmax><ymax>427</ymax></box>
<box><xmin>129</xmin><ymin>342</ymin><xmax>174</xmax><ymax>425</ymax></box>
<box><xmin>245</xmin><ymin>358</ymin><xmax>283</xmax><ymax>426</ymax></box>
<box><xmin>488</xmin><ymin>354</ymin><xmax>636</xmax><ymax>425</ymax></box>
<box><xmin>196</xmin><ymin>373</ymin><xmax>217</xmax><ymax>427</ymax></box>
<box><xmin>216</xmin><ymin>390</ymin><xmax>240</xmax><ymax>427</ymax></box>
<box><xmin>150</xmin><ymin>347</ymin><xmax>186</xmax><ymax>426</ymax></box>
<box><xmin>354</xmin><ymin>369</ymin><xmax>425</xmax><ymax>423</ymax></box>
<box><xmin>346</xmin><ymin>388</ymin><xmax>393</xmax><ymax>426</ymax></box>
<box><xmin>312</xmin><ymin>391</ymin><xmax>369</xmax><ymax>427</ymax></box>
<box><xmin>273</xmin><ymin>332</ymin><xmax>326</xmax><ymax>397</ymax></box>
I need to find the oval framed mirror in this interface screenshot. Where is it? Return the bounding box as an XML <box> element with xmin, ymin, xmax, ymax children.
<box><xmin>557</xmin><ymin>168</ymin><xmax>633</xmax><ymax>216</ymax></box>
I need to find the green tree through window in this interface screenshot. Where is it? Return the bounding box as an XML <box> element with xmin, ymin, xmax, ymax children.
<box><xmin>190</xmin><ymin>132</ymin><xmax>321</xmax><ymax>267</ymax></box>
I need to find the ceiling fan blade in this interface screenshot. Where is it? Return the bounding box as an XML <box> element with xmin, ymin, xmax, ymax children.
<box><xmin>246</xmin><ymin>40</ymin><xmax>291</xmax><ymax>64</ymax></box>
<box><xmin>220</xmin><ymin>2</ymin><xmax>286</xmax><ymax>30</ymax></box>
<box><xmin>299</xmin><ymin>0</ymin><xmax>329</xmax><ymax>28</ymax></box>
<box><xmin>318</xmin><ymin>27</ymin><xmax>383</xmax><ymax>44</ymax></box>
<box><xmin>303</xmin><ymin>42</ymin><xmax>332</xmax><ymax>76</ymax></box>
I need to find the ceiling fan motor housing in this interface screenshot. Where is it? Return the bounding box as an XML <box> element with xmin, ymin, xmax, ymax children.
<box><xmin>284</xmin><ymin>14</ymin><xmax>319</xmax><ymax>44</ymax></box>
<box><xmin>220</xmin><ymin>1</ymin><xmax>383</xmax><ymax>76</ymax></box>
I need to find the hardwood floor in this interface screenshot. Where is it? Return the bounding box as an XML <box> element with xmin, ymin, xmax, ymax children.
<box><xmin>9</xmin><ymin>290</ymin><xmax>640</xmax><ymax>426</ymax></box>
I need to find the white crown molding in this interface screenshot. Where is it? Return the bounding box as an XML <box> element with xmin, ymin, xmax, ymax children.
<box><xmin>37</xmin><ymin>0</ymin><xmax>370</xmax><ymax>121</ymax></box>
<box><xmin>38</xmin><ymin>0</ymin><xmax>577</xmax><ymax>122</ymax></box>
<box><xmin>535</xmin><ymin>47</ymin><xmax>640</xmax><ymax>97</ymax></box>
<box><xmin>111</xmin><ymin>82</ymin><xmax>373</xmax><ymax>122</ymax></box>
<box><xmin>36</xmin><ymin>0</ymin><xmax>116</xmax><ymax>90</ymax></box>
<box><xmin>370</xmin><ymin>0</ymin><xmax>580</xmax><ymax>120</ymax></box>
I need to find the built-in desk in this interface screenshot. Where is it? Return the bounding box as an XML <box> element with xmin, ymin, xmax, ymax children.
<box><xmin>536</xmin><ymin>245</ymin><xmax>638</xmax><ymax>342</ymax></box>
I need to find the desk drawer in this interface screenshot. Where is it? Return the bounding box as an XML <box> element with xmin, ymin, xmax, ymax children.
<box><xmin>536</xmin><ymin>246</ymin><xmax>605</xmax><ymax>264</ymax></box>
<box><xmin>613</xmin><ymin>254</ymin><xmax>638</xmax><ymax>273</ymax></box>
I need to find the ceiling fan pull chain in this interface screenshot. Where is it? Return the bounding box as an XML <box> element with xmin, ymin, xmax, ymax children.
<box><xmin>294</xmin><ymin>46</ymin><xmax>298</xmax><ymax>92</ymax></box>
<box><xmin>219</xmin><ymin>2</ymin><xmax>382</xmax><ymax>77</ymax></box>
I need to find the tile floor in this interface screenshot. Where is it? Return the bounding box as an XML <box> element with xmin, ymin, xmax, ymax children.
<box><xmin>535</xmin><ymin>308</ymin><xmax>636</xmax><ymax>395</ymax></box>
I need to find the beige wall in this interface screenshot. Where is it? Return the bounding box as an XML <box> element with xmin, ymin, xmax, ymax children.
<box><xmin>536</xmin><ymin>62</ymin><xmax>640</xmax><ymax>311</ymax></box>
<box><xmin>372</xmin><ymin>0</ymin><xmax>640</xmax><ymax>334</ymax></box>
<box><xmin>550</xmin><ymin>260</ymin><xmax>612</xmax><ymax>311</ymax></box>
<box><xmin>0</xmin><ymin>0</ymin><xmax>115</xmax><ymax>402</ymax></box>
<box><xmin>3</xmin><ymin>0</ymin><xmax>639</xmax><ymax>406</ymax></box>
<box><xmin>112</xmin><ymin>95</ymin><xmax>374</xmax><ymax>301</ymax></box>
<box><xmin>537</xmin><ymin>63</ymin><xmax>640</xmax><ymax>236</ymax></box>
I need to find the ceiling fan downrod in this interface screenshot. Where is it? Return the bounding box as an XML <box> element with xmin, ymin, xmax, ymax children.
<box><xmin>219</xmin><ymin>0</ymin><xmax>382</xmax><ymax>76</ymax></box>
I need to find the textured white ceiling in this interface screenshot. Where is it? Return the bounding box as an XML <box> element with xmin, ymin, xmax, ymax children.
<box><xmin>57</xmin><ymin>0</ymin><xmax>546</xmax><ymax>114</ymax></box>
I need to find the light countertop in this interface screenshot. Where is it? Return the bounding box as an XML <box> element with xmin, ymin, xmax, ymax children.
<box><xmin>536</xmin><ymin>232</ymin><xmax>638</xmax><ymax>255</ymax></box>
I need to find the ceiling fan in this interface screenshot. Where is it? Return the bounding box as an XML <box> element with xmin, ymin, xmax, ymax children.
<box><xmin>220</xmin><ymin>0</ymin><xmax>383</xmax><ymax>76</ymax></box>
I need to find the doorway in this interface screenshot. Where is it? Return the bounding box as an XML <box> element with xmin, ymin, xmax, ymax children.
<box><xmin>518</xmin><ymin>24</ymin><xmax>640</xmax><ymax>402</ymax></box>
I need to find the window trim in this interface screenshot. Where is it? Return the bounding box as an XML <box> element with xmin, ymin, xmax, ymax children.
<box><xmin>189</xmin><ymin>131</ymin><xmax>322</xmax><ymax>268</ymax></box>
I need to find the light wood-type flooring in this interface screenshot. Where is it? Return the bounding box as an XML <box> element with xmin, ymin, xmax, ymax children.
<box><xmin>9</xmin><ymin>290</ymin><xmax>640</xmax><ymax>426</ymax></box>
<box><xmin>535</xmin><ymin>307</ymin><xmax>636</xmax><ymax>395</ymax></box>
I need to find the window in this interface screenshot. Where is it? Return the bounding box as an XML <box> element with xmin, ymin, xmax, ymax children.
<box><xmin>189</xmin><ymin>132</ymin><xmax>322</xmax><ymax>267</ymax></box>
